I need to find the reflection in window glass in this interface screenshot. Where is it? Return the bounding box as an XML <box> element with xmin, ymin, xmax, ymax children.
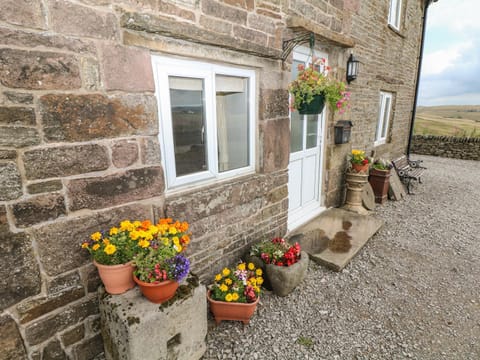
<box><xmin>169</xmin><ymin>76</ymin><xmax>207</xmax><ymax>176</ymax></box>
<box><xmin>215</xmin><ymin>75</ymin><xmax>249</xmax><ymax>172</ymax></box>
<box><xmin>306</xmin><ymin>115</ymin><xmax>319</xmax><ymax>149</ymax></box>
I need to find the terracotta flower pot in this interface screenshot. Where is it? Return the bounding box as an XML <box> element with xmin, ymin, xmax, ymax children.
<box><xmin>133</xmin><ymin>276</ymin><xmax>179</xmax><ymax>304</ymax></box>
<box><xmin>351</xmin><ymin>162</ymin><xmax>369</xmax><ymax>173</ymax></box>
<box><xmin>207</xmin><ymin>291</ymin><xmax>259</xmax><ymax>325</ymax></box>
<box><xmin>93</xmin><ymin>260</ymin><xmax>135</xmax><ymax>295</ymax></box>
<box><xmin>368</xmin><ymin>168</ymin><xmax>391</xmax><ymax>204</ymax></box>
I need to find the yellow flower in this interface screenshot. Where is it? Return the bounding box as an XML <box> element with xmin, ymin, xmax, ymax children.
<box><xmin>129</xmin><ymin>230</ymin><xmax>140</xmax><ymax>240</ymax></box>
<box><xmin>249</xmin><ymin>277</ymin><xmax>257</xmax><ymax>285</ymax></box>
<box><xmin>169</xmin><ymin>227</ymin><xmax>177</xmax><ymax>235</ymax></box>
<box><xmin>174</xmin><ymin>244</ymin><xmax>183</xmax><ymax>252</ymax></box>
<box><xmin>133</xmin><ymin>220</ymin><xmax>142</xmax><ymax>228</ymax></box>
<box><xmin>120</xmin><ymin>220</ymin><xmax>133</xmax><ymax>231</ymax></box>
<box><xmin>148</xmin><ymin>225</ymin><xmax>158</xmax><ymax>234</ymax></box>
<box><xmin>102</xmin><ymin>238</ymin><xmax>110</xmax><ymax>245</ymax></box>
<box><xmin>256</xmin><ymin>277</ymin><xmax>264</xmax><ymax>285</ymax></box>
<box><xmin>222</xmin><ymin>268</ymin><xmax>231</xmax><ymax>277</ymax></box>
<box><xmin>173</xmin><ymin>236</ymin><xmax>180</xmax><ymax>246</ymax></box>
<box><xmin>224</xmin><ymin>278</ymin><xmax>232</xmax><ymax>285</ymax></box>
<box><xmin>215</xmin><ymin>273</ymin><xmax>222</xmax><ymax>281</ymax></box>
<box><xmin>225</xmin><ymin>293</ymin><xmax>233</xmax><ymax>302</ymax></box>
<box><xmin>232</xmin><ymin>293</ymin><xmax>239</xmax><ymax>301</ymax></box>
<box><xmin>92</xmin><ymin>243</ymin><xmax>100</xmax><ymax>251</ymax></box>
<box><xmin>161</xmin><ymin>237</ymin><xmax>170</xmax><ymax>246</ymax></box>
<box><xmin>256</xmin><ymin>268</ymin><xmax>263</xmax><ymax>276</ymax></box>
<box><xmin>237</xmin><ymin>263</ymin><xmax>246</xmax><ymax>271</ymax></box>
<box><xmin>81</xmin><ymin>242</ymin><xmax>89</xmax><ymax>249</ymax></box>
<box><xmin>248</xmin><ymin>262</ymin><xmax>255</xmax><ymax>271</ymax></box>
<box><xmin>138</xmin><ymin>239</ymin><xmax>150</xmax><ymax>248</ymax></box>
<box><xmin>219</xmin><ymin>284</ymin><xmax>228</xmax><ymax>292</ymax></box>
<box><xmin>104</xmin><ymin>244</ymin><xmax>117</xmax><ymax>255</ymax></box>
<box><xmin>253</xmin><ymin>285</ymin><xmax>260</xmax><ymax>293</ymax></box>
<box><xmin>90</xmin><ymin>232</ymin><xmax>102</xmax><ymax>241</ymax></box>
<box><xmin>109</xmin><ymin>227</ymin><xmax>119</xmax><ymax>236</ymax></box>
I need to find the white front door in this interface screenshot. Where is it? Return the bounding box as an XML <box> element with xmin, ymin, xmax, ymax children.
<box><xmin>288</xmin><ymin>48</ymin><xmax>327</xmax><ymax>230</ymax></box>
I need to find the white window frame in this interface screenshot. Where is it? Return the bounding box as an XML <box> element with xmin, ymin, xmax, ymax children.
<box><xmin>388</xmin><ymin>0</ymin><xmax>402</xmax><ymax>31</ymax></box>
<box><xmin>375</xmin><ymin>92</ymin><xmax>393</xmax><ymax>146</ymax></box>
<box><xmin>151</xmin><ymin>56</ymin><xmax>256</xmax><ymax>190</ymax></box>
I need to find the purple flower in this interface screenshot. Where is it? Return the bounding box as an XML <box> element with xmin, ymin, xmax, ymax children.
<box><xmin>167</xmin><ymin>255</ymin><xmax>190</xmax><ymax>282</ymax></box>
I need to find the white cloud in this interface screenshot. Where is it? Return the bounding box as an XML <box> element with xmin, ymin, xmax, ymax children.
<box><xmin>421</xmin><ymin>41</ymin><xmax>472</xmax><ymax>76</ymax></box>
<box><xmin>427</xmin><ymin>0</ymin><xmax>480</xmax><ymax>32</ymax></box>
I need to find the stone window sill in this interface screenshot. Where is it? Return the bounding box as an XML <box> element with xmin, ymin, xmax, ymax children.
<box><xmin>388</xmin><ymin>24</ymin><xmax>406</xmax><ymax>38</ymax></box>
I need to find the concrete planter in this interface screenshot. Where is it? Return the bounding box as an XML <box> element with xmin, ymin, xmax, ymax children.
<box><xmin>265</xmin><ymin>251</ymin><xmax>309</xmax><ymax>297</ymax></box>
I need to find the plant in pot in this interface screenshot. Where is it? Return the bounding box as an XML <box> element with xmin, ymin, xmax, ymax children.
<box><xmin>289</xmin><ymin>57</ymin><xmax>350</xmax><ymax>115</ymax></box>
<box><xmin>133</xmin><ymin>218</ymin><xmax>191</xmax><ymax>304</ymax></box>
<box><xmin>369</xmin><ymin>158</ymin><xmax>393</xmax><ymax>204</ymax></box>
<box><xmin>207</xmin><ymin>262</ymin><xmax>262</xmax><ymax>325</ymax></box>
<box><xmin>250</xmin><ymin>238</ymin><xmax>309</xmax><ymax>297</ymax></box>
<box><xmin>81</xmin><ymin>220</ymin><xmax>157</xmax><ymax>295</ymax></box>
<box><xmin>349</xmin><ymin>149</ymin><xmax>370</xmax><ymax>173</ymax></box>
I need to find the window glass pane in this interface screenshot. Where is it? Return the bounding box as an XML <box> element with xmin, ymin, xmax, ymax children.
<box><xmin>381</xmin><ymin>97</ymin><xmax>391</xmax><ymax>138</ymax></box>
<box><xmin>375</xmin><ymin>95</ymin><xmax>384</xmax><ymax>141</ymax></box>
<box><xmin>216</xmin><ymin>75</ymin><xmax>249</xmax><ymax>172</ymax></box>
<box><xmin>306</xmin><ymin>115</ymin><xmax>319</xmax><ymax>149</ymax></box>
<box><xmin>290</xmin><ymin>111</ymin><xmax>303</xmax><ymax>152</ymax></box>
<box><xmin>169</xmin><ymin>76</ymin><xmax>207</xmax><ymax>177</ymax></box>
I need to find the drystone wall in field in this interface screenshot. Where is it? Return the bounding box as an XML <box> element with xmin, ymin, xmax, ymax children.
<box><xmin>411</xmin><ymin>135</ymin><xmax>480</xmax><ymax>160</ymax></box>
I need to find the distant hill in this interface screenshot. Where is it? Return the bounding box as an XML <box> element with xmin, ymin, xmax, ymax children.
<box><xmin>414</xmin><ymin>105</ymin><xmax>480</xmax><ymax>138</ymax></box>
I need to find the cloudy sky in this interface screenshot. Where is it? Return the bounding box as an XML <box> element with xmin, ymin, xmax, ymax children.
<box><xmin>418</xmin><ymin>0</ymin><xmax>480</xmax><ymax>106</ymax></box>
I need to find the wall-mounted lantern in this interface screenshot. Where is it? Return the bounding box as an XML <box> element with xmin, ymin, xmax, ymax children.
<box><xmin>346</xmin><ymin>54</ymin><xmax>359</xmax><ymax>84</ymax></box>
<box><xmin>334</xmin><ymin>120</ymin><xmax>353</xmax><ymax>144</ymax></box>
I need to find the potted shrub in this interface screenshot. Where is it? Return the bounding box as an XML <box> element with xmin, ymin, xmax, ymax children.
<box><xmin>250</xmin><ymin>238</ymin><xmax>309</xmax><ymax>297</ymax></box>
<box><xmin>133</xmin><ymin>218</ymin><xmax>191</xmax><ymax>303</ymax></box>
<box><xmin>369</xmin><ymin>159</ymin><xmax>392</xmax><ymax>204</ymax></box>
<box><xmin>349</xmin><ymin>149</ymin><xmax>370</xmax><ymax>173</ymax></box>
<box><xmin>207</xmin><ymin>262</ymin><xmax>262</xmax><ymax>325</ymax></box>
<box><xmin>81</xmin><ymin>220</ymin><xmax>157</xmax><ymax>294</ymax></box>
<box><xmin>289</xmin><ymin>57</ymin><xmax>350</xmax><ymax>115</ymax></box>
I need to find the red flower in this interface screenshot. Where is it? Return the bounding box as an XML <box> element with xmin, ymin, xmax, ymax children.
<box><xmin>362</xmin><ymin>159</ymin><xmax>369</xmax><ymax>165</ymax></box>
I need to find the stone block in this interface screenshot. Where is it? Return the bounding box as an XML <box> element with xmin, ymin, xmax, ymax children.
<box><xmin>99</xmin><ymin>276</ymin><xmax>207</xmax><ymax>360</ymax></box>
<box><xmin>0</xmin><ymin>49</ymin><xmax>81</xmax><ymax>90</ymax></box>
<box><xmin>27</xmin><ymin>180</ymin><xmax>63</xmax><ymax>195</ymax></box>
<box><xmin>42</xmin><ymin>339</ymin><xmax>67</xmax><ymax>360</ymax></box>
<box><xmin>265</xmin><ymin>251</ymin><xmax>309</xmax><ymax>297</ymax></box>
<box><xmin>11</xmin><ymin>193</ymin><xmax>67</xmax><ymax>228</ymax></box>
<box><xmin>0</xmin><ymin>150</ymin><xmax>17</xmax><ymax>160</ymax></box>
<box><xmin>260</xmin><ymin>117</ymin><xmax>290</xmax><ymax>173</ymax></box>
<box><xmin>0</xmin><ymin>0</ymin><xmax>46</xmax><ymax>29</ymax></box>
<box><xmin>0</xmin><ymin>162</ymin><xmax>23</xmax><ymax>201</ymax></box>
<box><xmin>0</xmin><ymin>106</ymin><xmax>35</xmax><ymax>125</ymax></box>
<box><xmin>202</xmin><ymin>0</ymin><xmax>247</xmax><ymax>24</ymax></box>
<box><xmin>47</xmin><ymin>271</ymin><xmax>82</xmax><ymax>295</ymax></box>
<box><xmin>199</xmin><ymin>15</ymin><xmax>232</xmax><ymax>35</ymax></box>
<box><xmin>99</xmin><ymin>44</ymin><xmax>154</xmax><ymax>92</ymax></box>
<box><xmin>48</xmin><ymin>0</ymin><xmax>119</xmax><ymax>40</ymax></box>
<box><xmin>81</xmin><ymin>263</ymin><xmax>102</xmax><ymax>293</ymax></box>
<box><xmin>233</xmin><ymin>25</ymin><xmax>268</xmax><ymax>46</ymax></box>
<box><xmin>40</xmin><ymin>94</ymin><xmax>158</xmax><ymax>142</ymax></box>
<box><xmin>67</xmin><ymin>167</ymin><xmax>164</xmax><ymax>212</ymax></box>
<box><xmin>25</xmin><ymin>296</ymin><xmax>99</xmax><ymax>346</ymax></box>
<box><xmin>31</xmin><ymin>204</ymin><xmax>152</xmax><ymax>276</ymax></box>
<box><xmin>80</xmin><ymin>57</ymin><xmax>100</xmax><ymax>91</ymax></box>
<box><xmin>71</xmin><ymin>334</ymin><xmax>104</xmax><ymax>360</ymax></box>
<box><xmin>112</xmin><ymin>140</ymin><xmax>139</xmax><ymax>168</ymax></box>
<box><xmin>0</xmin><ymin>206</ymin><xmax>41</xmax><ymax>310</ymax></box>
<box><xmin>61</xmin><ymin>324</ymin><xmax>85</xmax><ymax>347</ymax></box>
<box><xmin>259</xmin><ymin>88</ymin><xmax>289</xmax><ymax>120</ymax></box>
<box><xmin>2</xmin><ymin>91</ymin><xmax>34</xmax><ymax>105</ymax></box>
<box><xmin>23</xmin><ymin>144</ymin><xmax>110</xmax><ymax>180</ymax></box>
<box><xmin>0</xmin><ymin>126</ymin><xmax>41</xmax><ymax>148</ymax></box>
<box><xmin>139</xmin><ymin>137</ymin><xmax>161</xmax><ymax>165</ymax></box>
<box><xmin>17</xmin><ymin>287</ymin><xmax>85</xmax><ymax>324</ymax></box>
<box><xmin>0</xmin><ymin>314</ymin><xmax>28</xmax><ymax>359</ymax></box>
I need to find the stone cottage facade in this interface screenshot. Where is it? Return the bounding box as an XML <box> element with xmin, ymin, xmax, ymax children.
<box><xmin>0</xmin><ymin>0</ymin><xmax>428</xmax><ymax>358</ymax></box>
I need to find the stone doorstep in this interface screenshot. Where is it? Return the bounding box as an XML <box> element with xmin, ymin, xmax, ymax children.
<box><xmin>287</xmin><ymin>208</ymin><xmax>384</xmax><ymax>272</ymax></box>
<box><xmin>99</xmin><ymin>278</ymin><xmax>207</xmax><ymax>360</ymax></box>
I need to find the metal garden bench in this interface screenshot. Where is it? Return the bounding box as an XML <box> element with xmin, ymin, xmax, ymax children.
<box><xmin>391</xmin><ymin>155</ymin><xmax>427</xmax><ymax>194</ymax></box>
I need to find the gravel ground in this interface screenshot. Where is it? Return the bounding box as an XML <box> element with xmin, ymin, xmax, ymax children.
<box><xmin>203</xmin><ymin>155</ymin><xmax>480</xmax><ymax>360</ymax></box>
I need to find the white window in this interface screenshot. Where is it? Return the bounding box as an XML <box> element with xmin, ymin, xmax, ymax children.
<box><xmin>151</xmin><ymin>56</ymin><xmax>256</xmax><ymax>189</ymax></box>
<box><xmin>375</xmin><ymin>92</ymin><xmax>393</xmax><ymax>146</ymax></box>
<box><xmin>388</xmin><ymin>0</ymin><xmax>402</xmax><ymax>30</ymax></box>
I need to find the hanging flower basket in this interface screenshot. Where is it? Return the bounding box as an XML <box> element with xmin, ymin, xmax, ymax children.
<box><xmin>298</xmin><ymin>94</ymin><xmax>326</xmax><ymax>115</ymax></box>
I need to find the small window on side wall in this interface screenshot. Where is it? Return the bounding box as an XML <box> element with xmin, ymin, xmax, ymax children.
<box><xmin>375</xmin><ymin>92</ymin><xmax>393</xmax><ymax>146</ymax></box>
<box><xmin>388</xmin><ymin>0</ymin><xmax>402</xmax><ymax>30</ymax></box>
<box><xmin>151</xmin><ymin>56</ymin><xmax>256</xmax><ymax>190</ymax></box>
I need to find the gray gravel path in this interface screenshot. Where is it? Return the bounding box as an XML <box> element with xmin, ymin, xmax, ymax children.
<box><xmin>203</xmin><ymin>155</ymin><xmax>480</xmax><ymax>360</ymax></box>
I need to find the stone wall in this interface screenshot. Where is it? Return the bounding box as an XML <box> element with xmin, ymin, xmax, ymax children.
<box><xmin>411</xmin><ymin>135</ymin><xmax>480</xmax><ymax>161</ymax></box>
<box><xmin>0</xmin><ymin>0</ymin><xmax>425</xmax><ymax>359</ymax></box>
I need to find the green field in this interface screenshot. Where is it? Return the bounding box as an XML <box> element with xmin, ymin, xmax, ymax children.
<box><xmin>414</xmin><ymin>105</ymin><xmax>480</xmax><ymax>138</ymax></box>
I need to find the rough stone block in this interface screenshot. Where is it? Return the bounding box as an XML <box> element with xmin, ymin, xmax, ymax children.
<box><xmin>25</xmin><ymin>296</ymin><xmax>99</xmax><ymax>346</ymax></box>
<box><xmin>140</xmin><ymin>137</ymin><xmax>161</xmax><ymax>165</ymax></box>
<box><xmin>48</xmin><ymin>0</ymin><xmax>119</xmax><ymax>40</ymax></box>
<box><xmin>0</xmin><ymin>162</ymin><xmax>23</xmax><ymax>201</ymax></box>
<box><xmin>42</xmin><ymin>339</ymin><xmax>67</xmax><ymax>360</ymax></box>
<box><xmin>99</xmin><ymin>44</ymin><xmax>154</xmax><ymax>92</ymax></box>
<box><xmin>40</xmin><ymin>94</ymin><xmax>158</xmax><ymax>142</ymax></box>
<box><xmin>71</xmin><ymin>334</ymin><xmax>104</xmax><ymax>360</ymax></box>
<box><xmin>0</xmin><ymin>106</ymin><xmax>35</xmax><ymax>125</ymax></box>
<box><xmin>0</xmin><ymin>149</ymin><xmax>17</xmax><ymax>160</ymax></box>
<box><xmin>259</xmin><ymin>88</ymin><xmax>289</xmax><ymax>120</ymax></box>
<box><xmin>0</xmin><ymin>49</ymin><xmax>81</xmax><ymax>90</ymax></box>
<box><xmin>0</xmin><ymin>126</ymin><xmax>41</xmax><ymax>148</ymax></box>
<box><xmin>31</xmin><ymin>204</ymin><xmax>152</xmax><ymax>276</ymax></box>
<box><xmin>67</xmin><ymin>167</ymin><xmax>164</xmax><ymax>212</ymax></box>
<box><xmin>99</xmin><ymin>277</ymin><xmax>207</xmax><ymax>360</ymax></box>
<box><xmin>27</xmin><ymin>180</ymin><xmax>63</xmax><ymax>194</ymax></box>
<box><xmin>112</xmin><ymin>140</ymin><xmax>139</xmax><ymax>168</ymax></box>
<box><xmin>80</xmin><ymin>57</ymin><xmax>100</xmax><ymax>91</ymax></box>
<box><xmin>47</xmin><ymin>270</ymin><xmax>82</xmax><ymax>295</ymax></box>
<box><xmin>2</xmin><ymin>91</ymin><xmax>34</xmax><ymax>104</ymax></box>
<box><xmin>0</xmin><ymin>314</ymin><xmax>28</xmax><ymax>359</ymax></box>
<box><xmin>0</xmin><ymin>0</ymin><xmax>46</xmax><ymax>29</ymax></box>
<box><xmin>11</xmin><ymin>193</ymin><xmax>67</xmax><ymax>228</ymax></box>
<box><xmin>202</xmin><ymin>0</ymin><xmax>247</xmax><ymax>24</ymax></box>
<box><xmin>61</xmin><ymin>323</ymin><xmax>85</xmax><ymax>347</ymax></box>
<box><xmin>23</xmin><ymin>144</ymin><xmax>110</xmax><ymax>180</ymax></box>
<box><xmin>265</xmin><ymin>251</ymin><xmax>309</xmax><ymax>297</ymax></box>
<box><xmin>260</xmin><ymin>117</ymin><xmax>290</xmax><ymax>173</ymax></box>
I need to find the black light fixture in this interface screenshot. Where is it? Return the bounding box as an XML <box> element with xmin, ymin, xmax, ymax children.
<box><xmin>346</xmin><ymin>53</ymin><xmax>360</xmax><ymax>84</ymax></box>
